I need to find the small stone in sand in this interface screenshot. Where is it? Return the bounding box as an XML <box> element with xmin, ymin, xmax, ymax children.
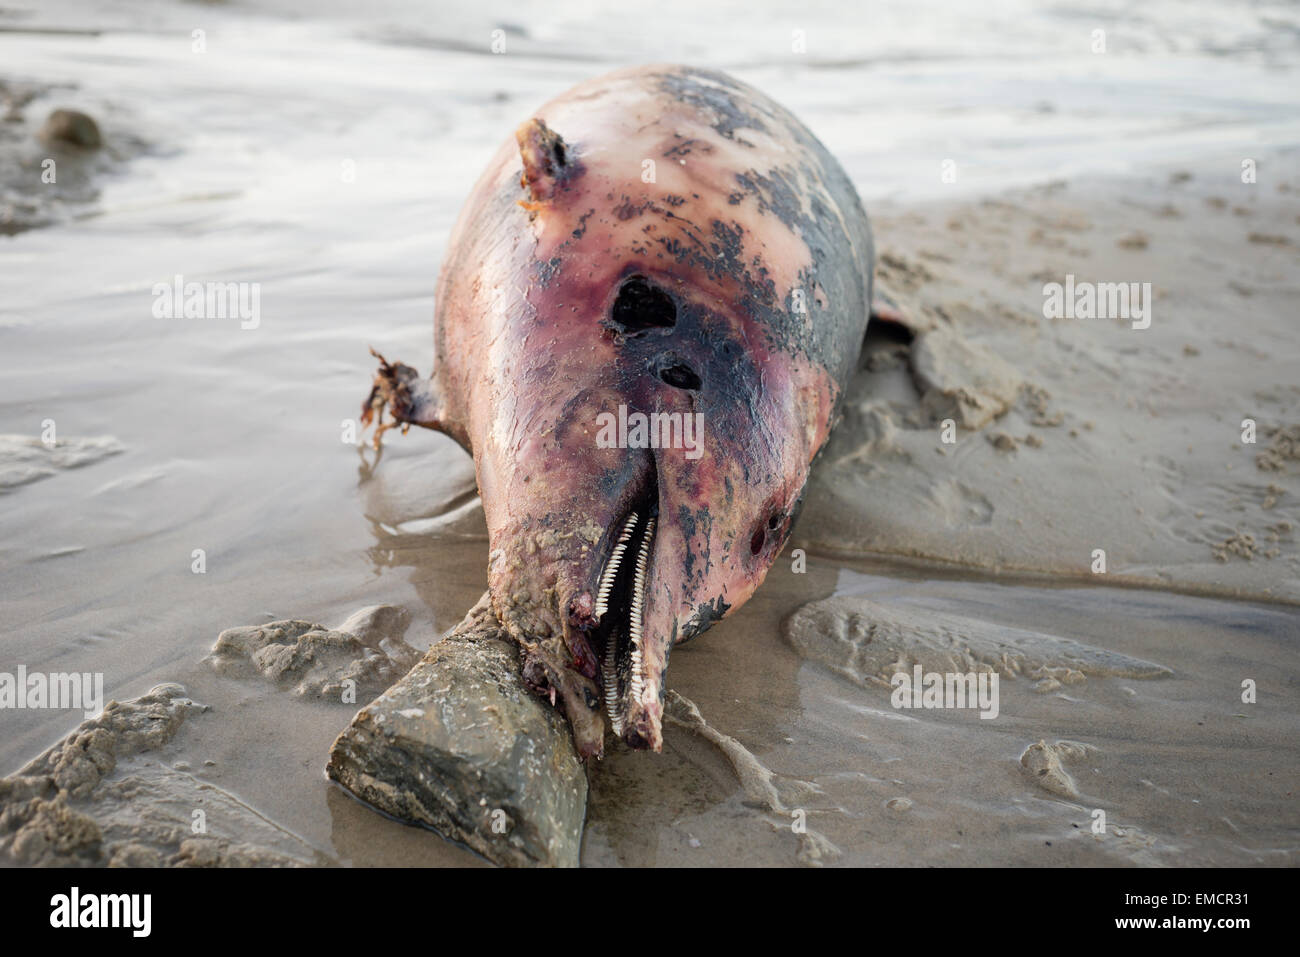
<box><xmin>39</xmin><ymin>109</ymin><xmax>102</xmax><ymax>149</ymax></box>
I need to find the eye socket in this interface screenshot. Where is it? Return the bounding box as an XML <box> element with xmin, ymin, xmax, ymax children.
<box><xmin>611</xmin><ymin>276</ymin><xmax>676</xmax><ymax>333</ymax></box>
<box><xmin>750</xmin><ymin>527</ymin><xmax>766</xmax><ymax>555</ymax></box>
<box><xmin>767</xmin><ymin>512</ymin><xmax>783</xmax><ymax>530</ymax></box>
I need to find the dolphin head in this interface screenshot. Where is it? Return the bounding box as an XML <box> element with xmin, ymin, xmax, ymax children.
<box><xmin>367</xmin><ymin>67</ymin><xmax>868</xmax><ymax>759</ymax></box>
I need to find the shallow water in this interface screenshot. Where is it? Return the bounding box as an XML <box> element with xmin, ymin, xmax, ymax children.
<box><xmin>1</xmin><ymin>0</ymin><xmax>1298</xmax><ymax>865</ymax></box>
<box><xmin>590</xmin><ymin>562</ymin><xmax>1300</xmax><ymax>866</ymax></box>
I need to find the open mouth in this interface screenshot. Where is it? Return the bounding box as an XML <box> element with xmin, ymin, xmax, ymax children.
<box><xmin>591</xmin><ymin>490</ymin><xmax>659</xmax><ymax>744</ymax></box>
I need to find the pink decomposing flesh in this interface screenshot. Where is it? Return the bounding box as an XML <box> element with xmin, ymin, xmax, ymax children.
<box><xmin>363</xmin><ymin>65</ymin><xmax>873</xmax><ymax>758</ymax></box>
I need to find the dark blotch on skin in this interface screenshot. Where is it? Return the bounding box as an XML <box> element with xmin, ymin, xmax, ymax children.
<box><xmin>663</xmin><ymin>136</ymin><xmax>712</xmax><ymax>158</ymax></box>
<box><xmin>611</xmin><ymin>276</ymin><xmax>676</xmax><ymax>333</ymax></box>
<box><xmin>679</xmin><ymin>595</ymin><xmax>733</xmax><ymax>643</ymax></box>
<box><xmin>537</xmin><ymin>255</ymin><xmax>564</xmax><ymax>285</ymax></box>
<box><xmin>655</xmin><ymin>69</ymin><xmax>770</xmax><ymax>143</ymax></box>
<box><xmin>571</xmin><ymin>208</ymin><xmax>594</xmax><ymax>239</ymax></box>
<box><xmin>677</xmin><ymin>504</ymin><xmax>715</xmax><ymax>586</ymax></box>
<box><xmin>614</xmin><ymin>197</ymin><xmax>648</xmax><ymax>221</ymax></box>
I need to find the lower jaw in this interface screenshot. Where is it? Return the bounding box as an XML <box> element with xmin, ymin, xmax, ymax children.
<box><xmin>620</xmin><ymin>698</ymin><xmax>664</xmax><ymax>751</ymax></box>
<box><xmin>596</xmin><ymin>625</ymin><xmax>646</xmax><ymax>746</ymax></box>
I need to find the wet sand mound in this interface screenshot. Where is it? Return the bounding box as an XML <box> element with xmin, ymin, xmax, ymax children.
<box><xmin>0</xmin><ymin>684</ymin><xmax>322</xmax><ymax>866</ymax></box>
<box><xmin>208</xmin><ymin>605</ymin><xmax>420</xmax><ymax>700</ymax></box>
<box><xmin>800</xmin><ymin>174</ymin><xmax>1300</xmax><ymax>603</ymax></box>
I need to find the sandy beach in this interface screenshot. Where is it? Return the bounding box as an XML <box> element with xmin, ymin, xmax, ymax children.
<box><xmin>1</xmin><ymin>0</ymin><xmax>1297</xmax><ymax>868</ymax></box>
<box><xmin>808</xmin><ymin>169</ymin><xmax>1300</xmax><ymax>603</ymax></box>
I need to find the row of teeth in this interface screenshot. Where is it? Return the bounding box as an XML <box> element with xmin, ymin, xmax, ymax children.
<box><xmin>628</xmin><ymin>517</ymin><xmax>654</xmax><ymax>702</ymax></box>
<box><xmin>593</xmin><ymin>510</ymin><xmax>655</xmax><ymax>734</ymax></box>
<box><xmin>603</xmin><ymin>626</ymin><xmax>624</xmax><ymax>737</ymax></box>
<box><xmin>594</xmin><ymin>513</ymin><xmax>638</xmax><ymax>619</ymax></box>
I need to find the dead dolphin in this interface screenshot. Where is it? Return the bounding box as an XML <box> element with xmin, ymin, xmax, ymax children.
<box><xmin>363</xmin><ymin>65</ymin><xmax>873</xmax><ymax>757</ymax></box>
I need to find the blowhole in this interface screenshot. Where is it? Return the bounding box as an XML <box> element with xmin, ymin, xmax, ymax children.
<box><xmin>657</xmin><ymin>360</ymin><xmax>701</xmax><ymax>391</ymax></box>
<box><xmin>612</xmin><ymin>276</ymin><xmax>676</xmax><ymax>333</ymax></box>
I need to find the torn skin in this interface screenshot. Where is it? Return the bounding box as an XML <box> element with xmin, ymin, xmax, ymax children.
<box><xmin>361</xmin><ymin>349</ymin><xmax>435</xmax><ymax>449</ymax></box>
<box><xmin>516</xmin><ymin>117</ymin><xmax>579</xmax><ymax>207</ymax></box>
<box><xmin>362</xmin><ymin>65</ymin><xmax>873</xmax><ymax>759</ymax></box>
<box><xmin>362</xmin><ymin>348</ymin><xmax>469</xmax><ymax>452</ymax></box>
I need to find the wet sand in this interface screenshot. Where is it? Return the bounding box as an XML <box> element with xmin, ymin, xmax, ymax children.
<box><xmin>2</xmin><ymin>0</ymin><xmax>1298</xmax><ymax>866</ymax></box>
<box><xmin>803</xmin><ymin>170</ymin><xmax>1300</xmax><ymax>603</ymax></box>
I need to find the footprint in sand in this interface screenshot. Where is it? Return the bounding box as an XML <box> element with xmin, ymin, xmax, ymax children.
<box><xmin>782</xmin><ymin>595</ymin><xmax>1172</xmax><ymax>696</ymax></box>
<box><xmin>1019</xmin><ymin>739</ymin><xmax>1099</xmax><ymax>799</ymax></box>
